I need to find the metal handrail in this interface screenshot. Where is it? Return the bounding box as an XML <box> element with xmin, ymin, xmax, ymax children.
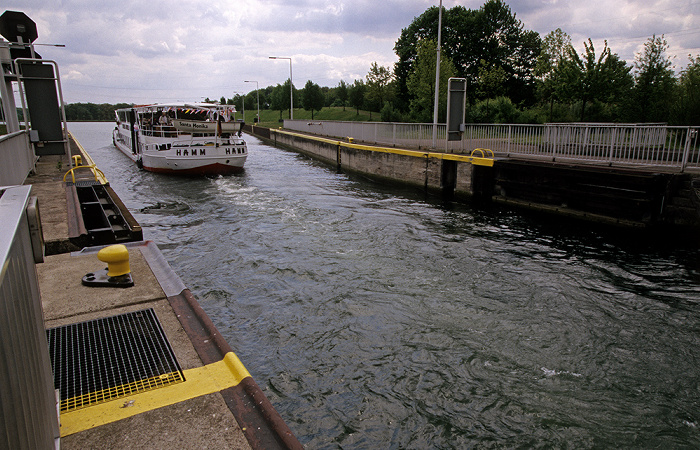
<box><xmin>471</xmin><ymin>148</ymin><xmax>494</xmax><ymax>158</ymax></box>
<box><xmin>283</xmin><ymin>120</ymin><xmax>700</xmax><ymax>172</ymax></box>
<box><xmin>63</xmin><ymin>164</ymin><xmax>107</xmax><ymax>184</ymax></box>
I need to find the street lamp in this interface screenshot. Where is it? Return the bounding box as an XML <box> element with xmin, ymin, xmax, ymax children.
<box><xmin>244</xmin><ymin>80</ymin><xmax>260</xmax><ymax>124</ymax></box>
<box><xmin>432</xmin><ymin>0</ymin><xmax>443</xmax><ymax>149</ymax></box>
<box><xmin>269</xmin><ymin>56</ymin><xmax>293</xmax><ymax>120</ymax></box>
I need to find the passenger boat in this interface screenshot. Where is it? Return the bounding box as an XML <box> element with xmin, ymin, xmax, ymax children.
<box><xmin>113</xmin><ymin>103</ymin><xmax>247</xmax><ymax>175</ymax></box>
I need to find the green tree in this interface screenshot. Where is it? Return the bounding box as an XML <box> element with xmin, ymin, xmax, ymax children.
<box><xmin>536</xmin><ymin>28</ymin><xmax>572</xmax><ymax>121</ymax></box>
<box><xmin>629</xmin><ymin>35</ymin><xmax>676</xmax><ymax>123</ymax></box>
<box><xmin>270</xmin><ymin>82</ymin><xmax>287</xmax><ymax>120</ymax></box>
<box><xmin>478</xmin><ymin>0</ymin><xmax>541</xmax><ymax>104</ymax></box>
<box><xmin>321</xmin><ymin>86</ymin><xmax>335</xmax><ymax>107</ymax></box>
<box><xmin>476</xmin><ymin>59</ymin><xmax>507</xmax><ymax>119</ymax></box>
<box><xmin>406</xmin><ymin>38</ymin><xmax>456</xmax><ymax>122</ymax></box>
<box><xmin>349</xmin><ymin>79</ymin><xmax>366</xmax><ymax>115</ymax></box>
<box><xmin>394</xmin><ymin>1</ymin><xmax>540</xmax><ymax>109</ymax></box>
<box><xmin>555</xmin><ymin>39</ymin><xmax>633</xmax><ymax>121</ymax></box>
<box><xmin>336</xmin><ymin>80</ymin><xmax>349</xmax><ymax>111</ymax></box>
<box><xmin>672</xmin><ymin>55</ymin><xmax>700</xmax><ymax>125</ymax></box>
<box><xmin>270</xmin><ymin>79</ymin><xmax>295</xmax><ymax>119</ymax></box>
<box><xmin>365</xmin><ymin>62</ymin><xmax>394</xmax><ymax>117</ymax></box>
<box><xmin>230</xmin><ymin>94</ymin><xmax>245</xmax><ymax>116</ymax></box>
<box><xmin>64</xmin><ymin>102</ymin><xmax>133</xmax><ymax>121</ymax></box>
<box><xmin>302</xmin><ymin>80</ymin><xmax>325</xmax><ymax>119</ymax></box>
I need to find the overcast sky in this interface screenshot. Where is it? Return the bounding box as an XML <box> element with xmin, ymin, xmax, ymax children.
<box><xmin>6</xmin><ymin>0</ymin><xmax>700</xmax><ymax>104</ymax></box>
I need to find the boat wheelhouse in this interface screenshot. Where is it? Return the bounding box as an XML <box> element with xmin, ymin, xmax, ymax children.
<box><xmin>113</xmin><ymin>103</ymin><xmax>247</xmax><ymax>176</ymax></box>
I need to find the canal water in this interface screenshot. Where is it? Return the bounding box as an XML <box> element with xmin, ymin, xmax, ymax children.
<box><xmin>68</xmin><ymin>122</ymin><xmax>700</xmax><ymax>448</ymax></box>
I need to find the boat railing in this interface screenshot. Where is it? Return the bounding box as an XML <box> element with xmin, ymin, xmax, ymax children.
<box><xmin>142</xmin><ymin>125</ymin><xmax>178</xmax><ymax>138</ymax></box>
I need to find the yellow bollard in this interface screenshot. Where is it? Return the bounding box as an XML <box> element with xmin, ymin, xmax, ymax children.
<box><xmin>72</xmin><ymin>155</ymin><xmax>82</xmax><ymax>166</ymax></box>
<box><xmin>97</xmin><ymin>244</ymin><xmax>130</xmax><ymax>277</ymax></box>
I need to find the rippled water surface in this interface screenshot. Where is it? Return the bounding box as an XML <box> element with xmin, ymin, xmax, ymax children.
<box><xmin>69</xmin><ymin>122</ymin><xmax>700</xmax><ymax>448</ymax></box>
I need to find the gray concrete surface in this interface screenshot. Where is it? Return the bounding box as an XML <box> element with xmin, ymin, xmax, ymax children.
<box><xmin>27</xmin><ymin>143</ymin><xmax>253</xmax><ymax>449</ymax></box>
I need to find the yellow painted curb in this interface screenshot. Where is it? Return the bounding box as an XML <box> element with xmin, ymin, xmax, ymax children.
<box><xmin>59</xmin><ymin>352</ymin><xmax>251</xmax><ymax>436</ymax></box>
<box><xmin>275</xmin><ymin>129</ymin><xmax>494</xmax><ymax>167</ymax></box>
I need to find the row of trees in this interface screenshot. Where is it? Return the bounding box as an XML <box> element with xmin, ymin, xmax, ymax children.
<box><xmin>229</xmin><ymin>0</ymin><xmax>698</xmax><ymax>125</ymax></box>
<box><xmin>64</xmin><ymin>102</ymin><xmax>132</xmax><ymax>121</ymax></box>
<box><xmin>62</xmin><ymin>1</ymin><xmax>699</xmax><ymax>126</ymax></box>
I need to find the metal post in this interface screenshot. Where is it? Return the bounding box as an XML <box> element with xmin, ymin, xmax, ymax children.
<box><xmin>681</xmin><ymin>127</ymin><xmax>693</xmax><ymax>173</ymax></box>
<box><xmin>432</xmin><ymin>0</ymin><xmax>443</xmax><ymax>149</ymax></box>
<box><xmin>269</xmin><ymin>57</ymin><xmax>293</xmax><ymax>120</ymax></box>
<box><xmin>0</xmin><ymin>41</ymin><xmax>20</xmax><ymax>133</ymax></box>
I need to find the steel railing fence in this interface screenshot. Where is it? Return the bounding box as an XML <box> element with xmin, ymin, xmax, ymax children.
<box><xmin>0</xmin><ymin>185</ymin><xmax>59</xmax><ymax>450</ymax></box>
<box><xmin>0</xmin><ymin>131</ymin><xmax>35</xmax><ymax>186</ymax></box>
<box><xmin>283</xmin><ymin>120</ymin><xmax>700</xmax><ymax>172</ymax></box>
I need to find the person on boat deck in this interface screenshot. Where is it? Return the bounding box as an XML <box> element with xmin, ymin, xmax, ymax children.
<box><xmin>159</xmin><ymin>112</ymin><xmax>170</xmax><ymax>126</ymax></box>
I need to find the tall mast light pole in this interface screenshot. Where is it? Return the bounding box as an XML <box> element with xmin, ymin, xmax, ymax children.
<box><xmin>269</xmin><ymin>56</ymin><xmax>293</xmax><ymax>120</ymax></box>
<box><xmin>432</xmin><ymin>0</ymin><xmax>443</xmax><ymax>149</ymax></box>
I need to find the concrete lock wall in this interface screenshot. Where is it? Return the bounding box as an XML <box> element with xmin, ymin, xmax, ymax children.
<box><xmin>268</xmin><ymin>128</ymin><xmax>476</xmax><ymax>198</ymax></box>
<box><xmin>249</xmin><ymin>126</ymin><xmax>700</xmax><ymax>228</ymax></box>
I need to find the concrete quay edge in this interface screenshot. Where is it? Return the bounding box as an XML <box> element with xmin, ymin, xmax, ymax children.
<box><xmin>26</xmin><ymin>135</ymin><xmax>302</xmax><ymax>449</ymax></box>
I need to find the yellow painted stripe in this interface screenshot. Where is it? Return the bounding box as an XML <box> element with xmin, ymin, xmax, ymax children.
<box><xmin>62</xmin><ymin>371</ymin><xmax>184</xmax><ymax>412</ymax></box>
<box><xmin>59</xmin><ymin>352</ymin><xmax>251</xmax><ymax>436</ymax></box>
<box><xmin>275</xmin><ymin>129</ymin><xmax>494</xmax><ymax>167</ymax></box>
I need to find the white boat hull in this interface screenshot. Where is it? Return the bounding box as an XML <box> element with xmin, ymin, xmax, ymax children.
<box><xmin>113</xmin><ymin>126</ymin><xmax>247</xmax><ymax>176</ymax></box>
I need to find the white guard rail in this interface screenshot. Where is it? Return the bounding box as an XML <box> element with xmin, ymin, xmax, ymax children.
<box><xmin>0</xmin><ymin>185</ymin><xmax>58</xmax><ymax>449</ymax></box>
<box><xmin>0</xmin><ymin>131</ymin><xmax>35</xmax><ymax>186</ymax></box>
<box><xmin>284</xmin><ymin>120</ymin><xmax>700</xmax><ymax>172</ymax></box>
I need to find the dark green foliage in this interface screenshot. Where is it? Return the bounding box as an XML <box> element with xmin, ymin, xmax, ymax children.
<box><xmin>349</xmin><ymin>80</ymin><xmax>367</xmax><ymax>115</ymax></box>
<box><xmin>64</xmin><ymin>103</ymin><xmax>132</xmax><ymax>121</ymax></box>
<box><xmin>336</xmin><ymin>80</ymin><xmax>348</xmax><ymax>111</ymax></box>
<box><xmin>672</xmin><ymin>56</ymin><xmax>700</xmax><ymax>125</ymax></box>
<box><xmin>554</xmin><ymin>39</ymin><xmax>633</xmax><ymax>121</ymax></box>
<box><xmin>364</xmin><ymin>62</ymin><xmax>395</xmax><ymax>116</ymax></box>
<box><xmin>302</xmin><ymin>80</ymin><xmax>325</xmax><ymax>119</ymax></box>
<box><xmin>394</xmin><ymin>1</ymin><xmax>541</xmax><ymax>110</ymax></box>
<box><xmin>380</xmin><ymin>101</ymin><xmax>403</xmax><ymax>122</ymax></box>
<box><xmin>627</xmin><ymin>35</ymin><xmax>676</xmax><ymax>123</ymax></box>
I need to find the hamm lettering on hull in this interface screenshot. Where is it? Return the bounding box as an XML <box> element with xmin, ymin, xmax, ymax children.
<box><xmin>176</xmin><ymin>149</ymin><xmax>206</xmax><ymax>156</ymax></box>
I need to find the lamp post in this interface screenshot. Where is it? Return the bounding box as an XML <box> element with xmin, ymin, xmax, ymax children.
<box><xmin>432</xmin><ymin>0</ymin><xmax>443</xmax><ymax>149</ymax></box>
<box><xmin>269</xmin><ymin>56</ymin><xmax>293</xmax><ymax>120</ymax></box>
<box><xmin>244</xmin><ymin>80</ymin><xmax>260</xmax><ymax>124</ymax></box>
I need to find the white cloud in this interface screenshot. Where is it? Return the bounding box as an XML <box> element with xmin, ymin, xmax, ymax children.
<box><xmin>3</xmin><ymin>0</ymin><xmax>698</xmax><ymax>103</ymax></box>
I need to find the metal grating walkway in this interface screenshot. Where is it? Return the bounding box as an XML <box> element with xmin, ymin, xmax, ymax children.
<box><xmin>46</xmin><ymin>308</ymin><xmax>185</xmax><ymax>412</ymax></box>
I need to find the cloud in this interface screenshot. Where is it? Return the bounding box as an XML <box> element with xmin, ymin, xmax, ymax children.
<box><xmin>516</xmin><ymin>0</ymin><xmax>700</xmax><ymax>66</ymax></box>
<box><xmin>4</xmin><ymin>0</ymin><xmax>699</xmax><ymax>103</ymax></box>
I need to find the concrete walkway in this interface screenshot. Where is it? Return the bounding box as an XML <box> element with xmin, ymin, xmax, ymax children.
<box><xmin>25</xmin><ymin>137</ymin><xmax>300</xmax><ymax>449</ymax></box>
